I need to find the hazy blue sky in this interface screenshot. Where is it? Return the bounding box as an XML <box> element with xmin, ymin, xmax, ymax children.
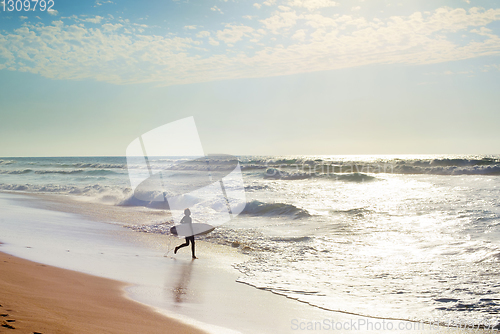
<box><xmin>1</xmin><ymin>0</ymin><xmax>499</xmax><ymax>156</ymax></box>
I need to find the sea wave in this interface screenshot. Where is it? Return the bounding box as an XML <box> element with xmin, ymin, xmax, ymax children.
<box><xmin>241</xmin><ymin>200</ymin><xmax>310</xmax><ymax>219</ymax></box>
<box><xmin>330</xmin><ymin>208</ymin><xmax>374</xmax><ymax>216</ymax></box>
<box><xmin>392</xmin><ymin>165</ymin><xmax>500</xmax><ymax>176</ymax></box>
<box><xmin>234</xmin><ymin>156</ymin><xmax>500</xmax><ymax>176</ymax></box>
<box><xmin>71</xmin><ymin>163</ymin><xmax>125</xmax><ymax>169</ymax></box>
<box><xmin>263</xmin><ymin>168</ymin><xmax>376</xmax><ymax>181</ymax></box>
<box><xmin>0</xmin><ymin>183</ymin><xmax>132</xmax><ymax>203</ymax></box>
<box><xmin>0</xmin><ymin>169</ymin><xmax>33</xmax><ymax>174</ymax></box>
<box><xmin>53</xmin><ymin>162</ymin><xmax>125</xmax><ymax>169</ymax></box>
<box><xmin>405</xmin><ymin>157</ymin><xmax>500</xmax><ymax>167</ymax></box>
<box><xmin>0</xmin><ymin>183</ymin><xmax>84</xmax><ymax>193</ymax></box>
<box><xmin>241</xmin><ymin>157</ymin><xmax>322</xmax><ymax>166</ymax></box>
<box><xmin>118</xmin><ymin>193</ymin><xmax>170</xmax><ymax>209</ymax></box>
<box><xmin>264</xmin><ymin>168</ymin><xmax>311</xmax><ymax>180</ymax></box>
<box><xmin>34</xmin><ymin>169</ymin><xmax>86</xmax><ymax>175</ymax></box>
<box><xmin>0</xmin><ymin>168</ymin><xmax>122</xmax><ymax>176</ymax></box>
<box><xmin>322</xmin><ymin>173</ymin><xmax>377</xmax><ymax>182</ymax></box>
<box><xmin>240</xmin><ymin>164</ymin><xmax>268</xmax><ymax>171</ymax></box>
<box><xmin>83</xmin><ymin>169</ymin><xmax>121</xmax><ymax>176</ymax></box>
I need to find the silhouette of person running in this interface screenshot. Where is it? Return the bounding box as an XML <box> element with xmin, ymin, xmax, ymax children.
<box><xmin>174</xmin><ymin>208</ymin><xmax>197</xmax><ymax>259</ymax></box>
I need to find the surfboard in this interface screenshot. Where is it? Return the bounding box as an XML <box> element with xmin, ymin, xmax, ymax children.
<box><xmin>170</xmin><ymin>223</ymin><xmax>215</xmax><ymax>237</ymax></box>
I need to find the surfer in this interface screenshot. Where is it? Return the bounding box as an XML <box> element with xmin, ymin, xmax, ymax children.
<box><xmin>174</xmin><ymin>208</ymin><xmax>197</xmax><ymax>259</ymax></box>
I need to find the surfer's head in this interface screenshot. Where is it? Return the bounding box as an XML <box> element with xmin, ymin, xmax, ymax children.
<box><xmin>184</xmin><ymin>208</ymin><xmax>191</xmax><ymax>216</ymax></box>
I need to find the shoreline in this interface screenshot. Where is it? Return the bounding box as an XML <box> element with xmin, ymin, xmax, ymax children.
<box><xmin>0</xmin><ymin>250</ymin><xmax>206</xmax><ymax>334</ymax></box>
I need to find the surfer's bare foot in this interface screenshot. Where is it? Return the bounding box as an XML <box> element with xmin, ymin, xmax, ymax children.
<box><xmin>192</xmin><ymin>256</ymin><xmax>197</xmax><ymax>259</ymax></box>
<box><xmin>174</xmin><ymin>247</ymin><xmax>178</xmax><ymax>254</ymax></box>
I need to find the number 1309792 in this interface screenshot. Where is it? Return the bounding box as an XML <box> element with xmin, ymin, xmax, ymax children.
<box><xmin>2</xmin><ymin>0</ymin><xmax>55</xmax><ymax>12</ymax></box>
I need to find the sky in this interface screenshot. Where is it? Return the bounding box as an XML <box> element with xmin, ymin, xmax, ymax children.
<box><xmin>0</xmin><ymin>0</ymin><xmax>499</xmax><ymax>156</ymax></box>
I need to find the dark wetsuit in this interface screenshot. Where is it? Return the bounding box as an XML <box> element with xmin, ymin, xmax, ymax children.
<box><xmin>174</xmin><ymin>215</ymin><xmax>196</xmax><ymax>258</ymax></box>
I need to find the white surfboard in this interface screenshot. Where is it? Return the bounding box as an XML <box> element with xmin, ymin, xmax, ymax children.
<box><xmin>170</xmin><ymin>223</ymin><xmax>215</xmax><ymax>237</ymax></box>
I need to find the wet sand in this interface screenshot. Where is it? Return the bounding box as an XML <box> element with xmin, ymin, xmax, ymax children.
<box><xmin>0</xmin><ymin>251</ymin><xmax>206</xmax><ymax>334</ymax></box>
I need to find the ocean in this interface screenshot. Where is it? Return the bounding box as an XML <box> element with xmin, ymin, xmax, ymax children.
<box><xmin>1</xmin><ymin>155</ymin><xmax>500</xmax><ymax>329</ymax></box>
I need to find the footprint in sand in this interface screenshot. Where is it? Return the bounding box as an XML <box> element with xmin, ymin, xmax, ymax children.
<box><xmin>1</xmin><ymin>319</ymin><xmax>15</xmax><ymax>329</ymax></box>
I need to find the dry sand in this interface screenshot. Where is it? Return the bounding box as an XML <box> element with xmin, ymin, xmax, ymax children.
<box><xmin>0</xmin><ymin>251</ymin><xmax>205</xmax><ymax>334</ymax></box>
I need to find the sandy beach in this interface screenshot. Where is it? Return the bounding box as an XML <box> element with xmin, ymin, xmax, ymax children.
<box><xmin>0</xmin><ymin>250</ymin><xmax>206</xmax><ymax>334</ymax></box>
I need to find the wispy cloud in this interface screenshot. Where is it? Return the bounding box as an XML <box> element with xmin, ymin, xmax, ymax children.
<box><xmin>426</xmin><ymin>70</ymin><xmax>475</xmax><ymax>76</ymax></box>
<box><xmin>1</xmin><ymin>7</ymin><xmax>500</xmax><ymax>86</ymax></box>
<box><xmin>260</xmin><ymin>10</ymin><xmax>300</xmax><ymax>33</ymax></box>
<box><xmin>254</xmin><ymin>0</ymin><xmax>338</xmax><ymax>11</ymax></box>
<box><xmin>287</xmin><ymin>0</ymin><xmax>338</xmax><ymax>11</ymax></box>
<box><xmin>209</xmin><ymin>37</ymin><xmax>220</xmax><ymax>46</ymax></box>
<box><xmin>217</xmin><ymin>24</ymin><xmax>254</xmax><ymax>44</ymax></box>
<box><xmin>102</xmin><ymin>23</ymin><xmax>123</xmax><ymax>32</ymax></box>
<box><xmin>82</xmin><ymin>16</ymin><xmax>104</xmax><ymax>24</ymax></box>
<box><xmin>196</xmin><ymin>31</ymin><xmax>211</xmax><ymax>38</ymax></box>
<box><xmin>211</xmin><ymin>5</ymin><xmax>223</xmax><ymax>14</ymax></box>
<box><xmin>95</xmin><ymin>0</ymin><xmax>114</xmax><ymax>7</ymax></box>
<box><xmin>483</xmin><ymin>64</ymin><xmax>500</xmax><ymax>71</ymax></box>
<box><xmin>291</xmin><ymin>29</ymin><xmax>306</xmax><ymax>41</ymax></box>
<box><xmin>263</xmin><ymin>0</ymin><xmax>277</xmax><ymax>6</ymax></box>
<box><xmin>62</xmin><ymin>15</ymin><xmax>104</xmax><ymax>24</ymax></box>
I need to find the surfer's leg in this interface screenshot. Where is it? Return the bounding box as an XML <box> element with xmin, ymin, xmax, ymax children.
<box><xmin>174</xmin><ymin>238</ymin><xmax>190</xmax><ymax>254</ymax></box>
<box><xmin>189</xmin><ymin>236</ymin><xmax>196</xmax><ymax>259</ymax></box>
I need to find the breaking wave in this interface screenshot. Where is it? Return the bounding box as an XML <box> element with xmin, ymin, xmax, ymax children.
<box><xmin>0</xmin><ymin>169</ymin><xmax>33</xmax><ymax>174</ymax></box>
<box><xmin>0</xmin><ymin>168</ymin><xmax>121</xmax><ymax>176</ymax></box>
<box><xmin>241</xmin><ymin>200</ymin><xmax>310</xmax><ymax>219</ymax></box>
<box><xmin>239</xmin><ymin>156</ymin><xmax>500</xmax><ymax>176</ymax></box>
<box><xmin>263</xmin><ymin>168</ymin><xmax>376</xmax><ymax>181</ymax></box>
